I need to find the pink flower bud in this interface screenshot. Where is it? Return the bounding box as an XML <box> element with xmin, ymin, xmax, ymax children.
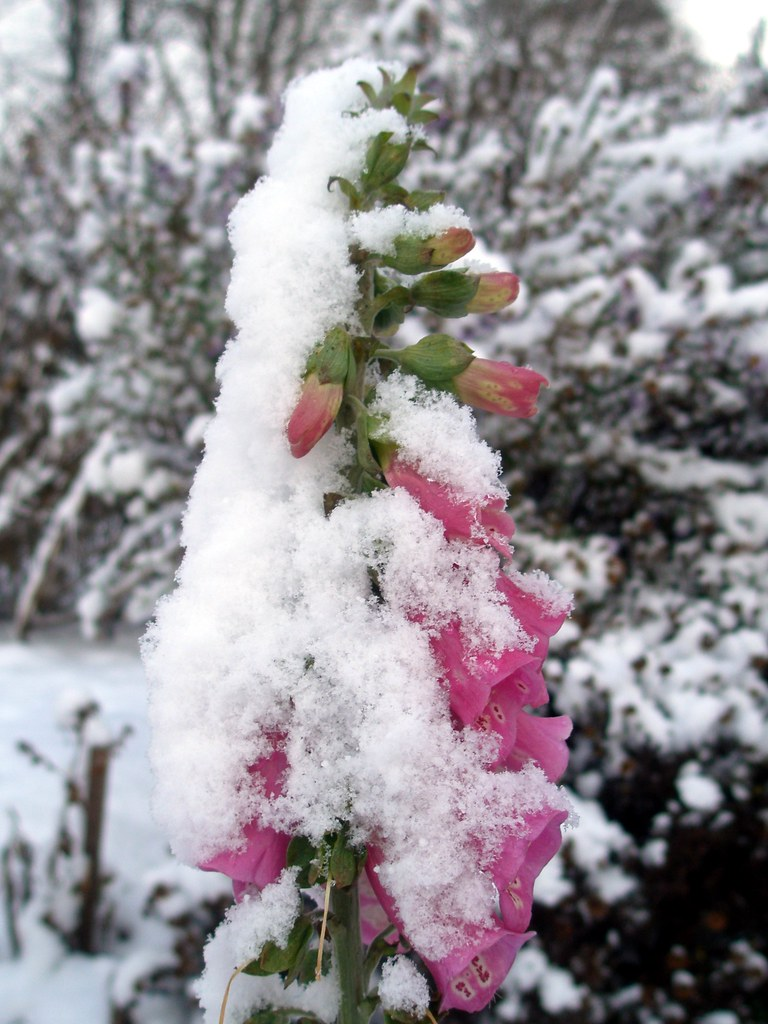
<box><xmin>428</xmin><ymin>226</ymin><xmax>476</xmax><ymax>267</ymax></box>
<box><xmin>466</xmin><ymin>272</ymin><xmax>520</xmax><ymax>313</ymax></box>
<box><xmin>286</xmin><ymin>373</ymin><xmax>344</xmax><ymax>458</ymax></box>
<box><xmin>454</xmin><ymin>360</ymin><xmax>548</xmax><ymax>418</ymax></box>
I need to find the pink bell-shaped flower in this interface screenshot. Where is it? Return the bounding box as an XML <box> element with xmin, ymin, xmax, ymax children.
<box><xmin>381</xmin><ymin>451</ymin><xmax>515</xmax><ymax>557</ymax></box>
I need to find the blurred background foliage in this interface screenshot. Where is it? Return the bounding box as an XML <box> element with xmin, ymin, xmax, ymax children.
<box><xmin>1</xmin><ymin>1</ymin><xmax>767</xmax><ymax>1022</ymax></box>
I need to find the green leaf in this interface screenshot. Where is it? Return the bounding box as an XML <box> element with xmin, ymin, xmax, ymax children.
<box><xmin>362</xmin><ymin>925</ymin><xmax>398</xmax><ymax>987</ymax></box>
<box><xmin>242</xmin><ymin>916</ymin><xmax>314</xmax><ymax>977</ymax></box>
<box><xmin>365</xmin><ymin>131</ymin><xmax>394</xmax><ymax>174</ymax></box>
<box><xmin>400</xmin><ymin>67</ymin><xmax>418</xmax><ymax>97</ymax></box>
<box><xmin>359</xmin><ymin>996</ymin><xmax>380</xmax><ymax>1024</ymax></box>
<box><xmin>392</xmin><ymin>93</ymin><xmax>411</xmax><ymax>117</ymax></box>
<box><xmin>362</xmin><ymin>136</ymin><xmax>410</xmax><ymax>192</ymax></box>
<box><xmin>369</xmin><ymin>284</ymin><xmax>411</xmax><ymax>336</ymax></box>
<box><xmin>286</xmin><ymin>835</ymin><xmax>317</xmax><ymax>888</ymax></box>
<box><xmin>357</xmin><ymin>80</ymin><xmax>378</xmax><ymax>106</ymax></box>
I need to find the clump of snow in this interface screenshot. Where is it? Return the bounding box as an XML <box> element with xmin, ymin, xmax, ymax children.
<box><xmin>76</xmin><ymin>287</ymin><xmax>120</xmax><ymax>344</ymax></box>
<box><xmin>370</xmin><ymin>371</ymin><xmax>505</xmax><ymax>497</ymax></box>
<box><xmin>195</xmin><ymin>870</ymin><xmax>328</xmax><ymax>1024</ymax></box>
<box><xmin>676</xmin><ymin>762</ymin><xmax>723</xmax><ymax>812</ymax></box>
<box><xmin>55</xmin><ymin>687</ymin><xmax>97</xmax><ymax>729</ymax></box>
<box><xmin>349</xmin><ymin>203</ymin><xmax>470</xmax><ymax>255</ymax></box>
<box><xmin>499</xmin><ymin>945</ymin><xmax>586</xmax><ymax>1018</ymax></box>
<box><xmin>379</xmin><ymin>956</ymin><xmax>430</xmax><ymax>1016</ymax></box>
<box><xmin>230</xmin><ymin>93</ymin><xmax>270</xmax><ymax>138</ymax></box>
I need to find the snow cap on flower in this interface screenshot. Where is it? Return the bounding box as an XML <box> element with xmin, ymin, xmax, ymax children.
<box><xmin>200</xmin><ymin>747</ymin><xmax>291</xmax><ymax>892</ymax></box>
<box><xmin>378</xmin><ymin>449</ymin><xmax>515</xmax><ymax>558</ymax></box>
<box><xmin>380</xmin><ymin>226</ymin><xmax>475</xmax><ymax>274</ymax></box>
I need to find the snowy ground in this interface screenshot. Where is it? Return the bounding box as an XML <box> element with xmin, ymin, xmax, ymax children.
<box><xmin>0</xmin><ymin>628</ymin><xmax>229</xmax><ymax>1024</ymax></box>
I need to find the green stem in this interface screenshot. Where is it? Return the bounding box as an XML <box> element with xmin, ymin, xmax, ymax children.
<box><xmin>329</xmin><ymin>880</ymin><xmax>364</xmax><ymax>1024</ymax></box>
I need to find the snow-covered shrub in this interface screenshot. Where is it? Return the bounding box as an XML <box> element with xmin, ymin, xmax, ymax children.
<box><xmin>484</xmin><ymin>58</ymin><xmax>768</xmax><ymax>1024</ymax></box>
<box><xmin>0</xmin><ymin>117</ymin><xmax>264</xmax><ymax>637</ymax></box>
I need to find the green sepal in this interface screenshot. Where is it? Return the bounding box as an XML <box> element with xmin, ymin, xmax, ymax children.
<box><xmin>380</xmin><ymin>236</ymin><xmax>437</xmax><ymax>275</ymax></box>
<box><xmin>286</xmin><ymin>835</ymin><xmax>318</xmax><ymax>888</ymax></box>
<box><xmin>370</xmin><ymin>285</ymin><xmax>411</xmax><ymax>336</ymax></box>
<box><xmin>379</xmin><ymin>183</ymin><xmax>411</xmax><ymax>207</ymax></box>
<box><xmin>308</xmin><ymin>326</ymin><xmax>352</xmax><ymax>385</ymax></box>
<box><xmin>355</xmin><ymin>412</ymin><xmax>384</xmax><ymax>479</ymax></box>
<box><xmin>329</xmin><ymin>831</ymin><xmax>362</xmax><ymax>888</ymax></box>
<box><xmin>242</xmin><ymin>916</ymin><xmax>314</xmax><ymax>977</ymax></box>
<box><xmin>410</xmin><ymin>271</ymin><xmax>479</xmax><ymax>318</ymax></box>
<box><xmin>357</xmin><ymin>80</ymin><xmax>378</xmax><ymax>106</ymax></box>
<box><xmin>328</xmin><ymin>176</ymin><xmax>361</xmax><ymax>209</ymax></box>
<box><xmin>362</xmin><ymin>925</ymin><xmax>398</xmax><ymax>987</ymax></box>
<box><xmin>407</xmin><ymin>190</ymin><xmax>445</xmax><ymax>211</ymax></box>
<box><xmin>360</xmin><ymin>471</ymin><xmax>387</xmax><ymax>493</ymax></box>
<box><xmin>396</xmin><ymin>334</ymin><xmax>475</xmax><ymax>385</ymax></box>
<box><xmin>368</xmin><ymin>430</ymin><xmax>397</xmax><ymax>474</ymax></box>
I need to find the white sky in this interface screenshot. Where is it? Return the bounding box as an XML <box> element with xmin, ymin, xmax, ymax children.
<box><xmin>675</xmin><ymin>0</ymin><xmax>767</xmax><ymax>66</ymax></box>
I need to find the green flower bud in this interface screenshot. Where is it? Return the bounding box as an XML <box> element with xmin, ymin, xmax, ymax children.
<box><xmin>380</xmin><ymin>227</ymin><xmax>475</xmax><ymax>275</ymax></box>
<box><xmin>410</xmin><ymin>271</ymin><xmax>480</xmax><ymax>317</ymax></box>
<box><xmin>395</xmin><ymin>334</ymin><xmax>475</xmax><ymax>385</ymax></box>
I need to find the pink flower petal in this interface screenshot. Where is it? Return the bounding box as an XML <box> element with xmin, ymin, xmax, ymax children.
<box><xmin>199</xmin><ymin>748</ymin><xmax>290</xmax><ymax>890</ymax></box>
<box><xmin>359</xmin><ymin>868</ymin><xmax>400</xmax><ymax>945</ymax></box>
<box><xmin>383</xmin><ymin>455</ymin><xmax>515</xmax><ymax>557</ymax></box>
<box><xmin>494</xmin><ymin>811</ymin><xmax>568</xmax><ymax>932</ymax></box>
<box><xmin>428</xmin><ymin>926</ymin><xmax>533</xmax><ymax>1013</ymax></box>
<box><xmin>505</xmin><ymin>713</ymin><xmax>573</xmax><ymax>782</ymax></box>
<box><xmin>432</xmin><ymin>621</ymin><xmax>538</xmax><ymax>723</ymax></box>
